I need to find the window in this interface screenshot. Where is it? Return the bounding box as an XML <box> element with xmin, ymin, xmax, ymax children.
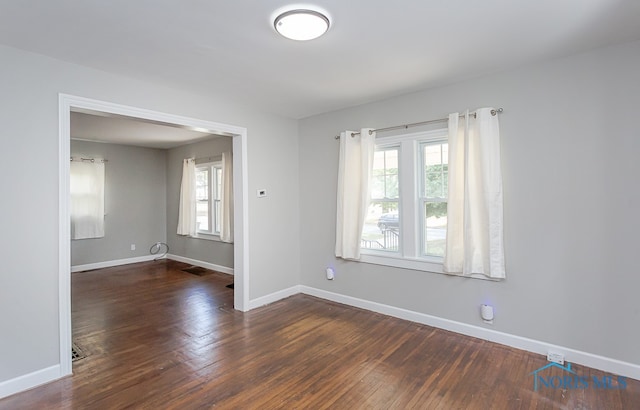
<box><xmin>70</xmin><ymin>159</ymin><xmax>105</xmax><ymax>240</ymax></box>
<box><xmin>421</xmin><ymin>142</ymin><xmax>448</xmax><ymax>258</ymax></box>
<box><xmin>195</xmin><ymin>162</ymin><xmax>222</xmax><ymax>236</ymax></box>
<box><xmin>362</xmin><ymin>147</ymin><xmax>400</xmax><ymax>252</ymax></box>
<box><xmin>360</xmin><ymin>129</ymin><xmax>447</xmax><ymax>273</ymax></box>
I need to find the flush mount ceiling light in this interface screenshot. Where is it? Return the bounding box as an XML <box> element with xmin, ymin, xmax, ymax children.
<box><xmin>274</xmin><ymin>9</ymin><xmax>330</xmax><ymax>41</ymax></box>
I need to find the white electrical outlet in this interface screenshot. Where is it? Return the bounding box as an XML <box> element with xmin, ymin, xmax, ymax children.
<box><xmin>130</xmin><ymin>244</ymin><xmax>136</xmax><ymax>251</ymax></box>
<box><xmin>547</xmin><ymin>351</ymin><xmax>565</xmax><ymax>365</ymax></box>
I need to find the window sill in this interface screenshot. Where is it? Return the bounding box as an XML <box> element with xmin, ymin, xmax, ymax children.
<box><xmin>358</xmin><ymin>253</ymin><xmax>501</xmax><ymax>281</ymax></box>
<box><xmin>192</xmin><ymin>232</ymin><xmax>222</xmax><ymax>242</ymax></box>
<box><xmin>359</xmin><ymin>253</ymin><xmax>444</xmax><ymax>274</ymax></box>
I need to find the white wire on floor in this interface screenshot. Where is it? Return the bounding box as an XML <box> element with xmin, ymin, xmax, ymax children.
<box><xmin>150</xmin><ymin>242</ymin><xmax>169</xmax><ymax>261</ymax></box>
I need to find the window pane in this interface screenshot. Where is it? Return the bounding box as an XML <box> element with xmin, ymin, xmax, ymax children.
<box><xmin>197</xmin><ymin>201</ymin><xmax>209</xmax><ymax>231</ymax></box>
<box><xmin>424</xmin><ymin>202</ymin><xmax>447</xmax><ymax>257</ymax></box>
<box><xmin>385</xmin><ymin>175</ymin><xmax>399</xmax><ymax>198</ymax></box>
<box><xmin>384</xmin><ymin>149</ymin><xmax>398</xmax><ymax>175</ymax></box>
<box><xmin>361</xmin><ymin>201</ymin><xmax>399</xmax><ymax>252</ymax></box>
<box><xmin>371</xmin><ymin>148</ymin><xmax>399</xmax><ymax>199</ymax></box>
<box><xmin>423</xmin><ymin>143</ymin><xmax>448</xmax><ymax>198</ymax></box>
<box><xmin>371</xmin><ymin>174</ymin><xmax>385</xmax><ymax>199</ymax></box>
<box><xmin>196</xmin><ymin>168</ymin><xmax>209</xmax><ymax>201</ymax></box>
<box><xmin>196</xmin><ymin>167</ymin><xmax>210</xmax><ymax>232</ymax></box>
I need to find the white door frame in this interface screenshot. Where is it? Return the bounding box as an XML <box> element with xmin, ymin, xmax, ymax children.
<box><xmin>58</xmin><ymin>94</ymin><xmax>250</xmax><ymax>376</ymax></box>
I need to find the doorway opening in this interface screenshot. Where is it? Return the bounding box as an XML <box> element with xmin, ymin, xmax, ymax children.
<box><xmin>58</xmin><ymin>94</ymin><xmax>249</xmax><ymax>377</ymax></box>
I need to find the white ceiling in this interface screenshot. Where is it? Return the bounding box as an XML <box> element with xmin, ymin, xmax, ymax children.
<box><xmin>70</xmin><ymin>112</ymin><xmax>219</xmax><ymax>149</ymax></box>
<box><xmin>2</xmin><ymin>1</ymin><xmax>640</xmax><ymax>120</ymax></box>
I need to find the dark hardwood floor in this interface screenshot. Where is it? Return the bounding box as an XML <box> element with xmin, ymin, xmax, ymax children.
<box><xmin>1</xmin><ymin>260</ymin><xmax>638</xmax><ymax>409</ymax></box>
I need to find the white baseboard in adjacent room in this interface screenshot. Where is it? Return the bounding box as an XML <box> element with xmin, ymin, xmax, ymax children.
<box><xmin>248</xmin><ymin>285</ymin><xmax>301</xmax><ymax>310</ymax></box>
<box><xmin>165</xmin><ymin>254</ymin><xmax>234</xmax><ymax>275</ymax></box>
<box><xmin>71</xmin><ymin>254</ymin><xmax>159</xmax><ymax>273</ymax></box>
<box><xmin>0</xmin><ymin>365</ymin><xmax>62</xmax><ymax>400</ymax></box>
<box><xmin>299</xmin><ymin>286</ymin><xmax>640</xmax><ymax>382</ymax></box>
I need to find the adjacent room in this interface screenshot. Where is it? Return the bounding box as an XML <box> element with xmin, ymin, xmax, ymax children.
<box><xmin>68</xmin><ymin>112</ymin><xmax>237</xmax><ymax>374</ymax></box>
<box><xmin>68</xmin><ymin>111</ymin><xmax>235</xmax><ymax>275</ymax></box>
<box><xmin>1</xmin><ymin>1</ymin><xmax>639</xmax><ymax>408</ymax></box>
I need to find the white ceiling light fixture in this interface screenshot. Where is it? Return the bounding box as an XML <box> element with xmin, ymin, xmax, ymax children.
<box><xmin>274</xmin><ymin>9</ymin><xmax>330</xmax><ymax>41</ymax></box>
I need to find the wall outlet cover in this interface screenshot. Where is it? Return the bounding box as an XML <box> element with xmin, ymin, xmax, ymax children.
<box><xmin>547</xmin><ymin>351</ymin><xmax>565</xmax><ymax>365</ymax></box>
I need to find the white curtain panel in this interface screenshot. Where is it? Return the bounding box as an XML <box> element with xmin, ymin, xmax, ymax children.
<box><xmin>70</xmin><ymin>160</ymin><xmax>105</xmax><ymax>240</ymax></box>
<box><xmin>220</xmin><ymin>151</ymin><xmax>234</xmax><ymax>243</ymax></box>
<box><xmin>335</xmin><ymin>128</ymin><xmax>376</xmax><ymax>260</ymax></box>
<box><xmin>444</xmin><ymin>108</ymin><xmax>505</xmax><ymax>278</ymax></box>
<box><xmin>177</xmin><ymin>158</ymin><xmax>196</xmax><ymax>236</ymax></box>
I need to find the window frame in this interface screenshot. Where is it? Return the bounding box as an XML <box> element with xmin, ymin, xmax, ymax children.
<box><xmin>366</xmin><ymin>146</ymin><xmax>401</xmax><ymax>254</ymax></box>
<box><xmin>195</xmin><ymin>161</ymin><xmax>223</xmax><ymax>240</ymax></box>
<box><xmin>419</xmin><ymin>140</ymin><xmax>449</xmax><ymax>259</ymax></box>
<box><xmin>359</xmin><ymin>128</ymin><xmax>447</xmax><ymax>274</ymax></box>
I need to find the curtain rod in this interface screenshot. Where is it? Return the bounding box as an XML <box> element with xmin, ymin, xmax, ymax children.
<box><xmin>70</xmin><ymin>157</ymin><xmax>108</xmax><ymax>163</ymax></box>
<box><xmin>334</xmin><ymin>108</ymin><xmax>503</xmax><ymax>139</ymax></box>
<box><xmin>195</xmin><ymin>155</ymin><xmax>222</xmax><ymax>163</ymax></box>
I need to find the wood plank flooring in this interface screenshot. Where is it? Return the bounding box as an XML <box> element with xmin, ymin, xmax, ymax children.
<box><xmin>1</xmin><ymin>260</ymin><xmax>638</xmax><ymax>409</ymax></box>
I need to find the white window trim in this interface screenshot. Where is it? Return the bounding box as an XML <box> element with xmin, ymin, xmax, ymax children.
<box><xmin>359</xmin><ymin>252</ymin><xmax>499</xmax><ymax>281</ymax></box>
<box><xmin>360</xmin><ymin>253</ymin><xmax>444</xmax><ymax>273</ymax></box>
<box><xmin>195</xmin><ymin>161</ymin><xmax>222</xmax><ymax>237</ymax></box>
<box><xmin>360</xmin><ymin>128</ymin><xmax>497</xmax><ymax>281</ymax></box>
<box><xmin>193</xmin><ymin>232</ymin><xmax>224</xmax><ymax>242</ymax></box>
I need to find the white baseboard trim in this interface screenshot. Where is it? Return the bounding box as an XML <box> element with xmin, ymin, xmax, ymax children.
<box><xmin>248</xmin><ymin>285</ymin><xmax>301</xmax><ymax>310</ymax></box>
<box><xmin>71</xmin><ymin>254</ymin><xmax>159</xmax><ymax>273</ymax></box>
<box><xmin>299</xmin><ymin>286</ymin><xmax>640</xmax><ymax>381</ymax></box>
<box><xmin>166</xmin><ymin>254</ymin><xmax>234</xmax><ymax>275</ymax></box>
<box><xmin>0</xmin><ymin>365</ymin><xmax>62</xmax><ymax>400</ymax></box>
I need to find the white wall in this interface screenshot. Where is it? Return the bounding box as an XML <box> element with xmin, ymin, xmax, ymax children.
<box><xmin>0</xmin><ymin>44</ymin><xmax>300</xmax><ymax>386</ymax></box>
<box><xmin>70</xmin><ymin>140</ymin><xmax>167</xmax><ymax>266</ymax></box>
<box><xmin>298</xmin><ymin>40</ymin><xmax>640</xmax><ymax>366</ymax></box>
